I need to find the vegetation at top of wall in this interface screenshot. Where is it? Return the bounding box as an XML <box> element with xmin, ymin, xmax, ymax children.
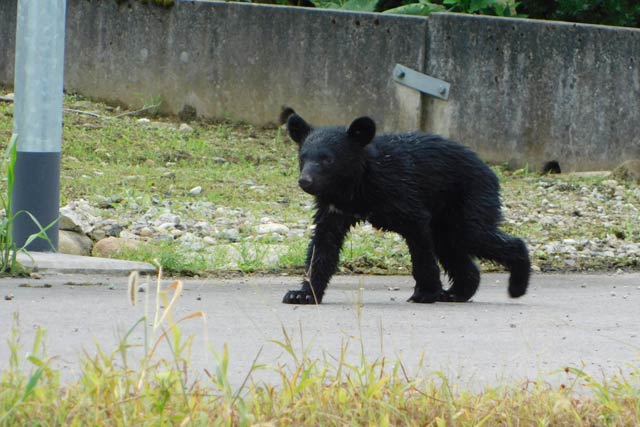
<box><xmin>520</xmin><ymin>0</ymin><xmax>640</xmax><ymax>28</ymax></box>
<box><xmin>309</xmin><ymin>0</ymin><xmax>522</xmax><ymax>16</ymax></box>
<box><xmin>292</xmin><ymin>0</ymin><xmax>640</xmax><ymax>27</ymax></box>
<box><xmin>106</xmin><ymin>0</ymin><xmax>640</xmax><ymax>27</ymax></box>
<box><xmin>116</xmin><ymin>0</ymin><xmax>640</xmax><ymax>27</ymax></box>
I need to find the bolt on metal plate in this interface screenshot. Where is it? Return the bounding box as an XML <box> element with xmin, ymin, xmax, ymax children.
<box><xmin>392</xmin><ymin>64</ymin><xmax>450</xmax><ymax>100</ymax></box>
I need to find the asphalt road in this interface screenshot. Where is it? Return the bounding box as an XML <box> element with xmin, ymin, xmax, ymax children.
<box><xmin>1</xmin><ymin>272</ymin><xmax>639</xmax><ymax>390</ymax></box>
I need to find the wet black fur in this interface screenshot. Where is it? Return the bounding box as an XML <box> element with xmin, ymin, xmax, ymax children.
<box><xmin>283</xmin><ymin>114</ymin><xmax>531</xmax><ymax>305</ymax></box>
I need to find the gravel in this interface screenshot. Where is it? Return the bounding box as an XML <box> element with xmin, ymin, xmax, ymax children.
<box><xmin>57</xmin><ymin>173</ymin><xmax>639</xmax><ymax>273</ymax></box>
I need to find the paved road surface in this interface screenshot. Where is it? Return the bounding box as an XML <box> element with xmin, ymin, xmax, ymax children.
<box><xmin>1</xmin><ymin>272</ymin><xmax>639</xmax><ymax>390</ymax></box>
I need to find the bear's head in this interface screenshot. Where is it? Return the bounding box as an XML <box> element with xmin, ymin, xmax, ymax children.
<box><xmin>287</xmin><ymin>114</ymin><xmax>376</xmax><ymax>197</ymax></box>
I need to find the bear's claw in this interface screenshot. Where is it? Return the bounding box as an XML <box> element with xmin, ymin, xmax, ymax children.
<box><xmin>408</xmin><ymin>289</ymin><xmax>472</xmax><ymax>303</ymax></box>
<box><xmin>282</xmin><ymin>289</ymin><xmax>320</xmax><ymax>305</ymax></box>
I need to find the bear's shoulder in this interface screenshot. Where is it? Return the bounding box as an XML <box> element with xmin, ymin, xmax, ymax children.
<box><xmin>364</xmin><ymin>132</ymin><xmax>452</xmax><ymax>163</ymax></box>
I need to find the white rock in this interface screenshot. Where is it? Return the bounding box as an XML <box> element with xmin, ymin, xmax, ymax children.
<box><xmin>178</xmin><ymin>232</ymin><xmax>204</xmax><ymax>251</ymax></box>
<box><xmin>179</xmin><ymin>123</ymin><xmax>194</xmax><ymax>132</ymax></box>
<box><xmin>256</xmin><ymin>223</ymin><xmax>290</xmax><ymax>235</ymax></box>
<box><xmin>138</xmin><ymin>227</ymin><xmax>154</xmax><ymax>237</ymax></box>
<box><xmin>189</xmin><ymin>186</ymin><xmax>202</xmax><ymax>195</ymax></box>
<box><xmin>217</xmin><ymin>228</ymin><xmax>240</xmax><ymax>242</ymax></box>
<box><xmin>119</xmin><ymin>230</ymin><xmax>139</xmax><ymax>240</ymax></box>
<box><xmin>194</xmin><ymin>221</ymin><xmax>212</xmax><ymax>233</ymax></box>
<box><xmin>157</xmin><ymin>222</ymin><xmax>175</xmax><ymax>231</ymax></box>
<box><xmin>156</xmin><ymin>213</ymin><xmax>180</xmax><ymax>225</ymax></box>
<box><xmin>59</xmin><ymin>200</ymin><xmax>99</xmax><ymax>234</ymax></box>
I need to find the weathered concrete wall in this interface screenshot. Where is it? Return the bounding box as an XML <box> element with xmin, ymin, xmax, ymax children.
<box><xmin>1</xmin><ymin>0</ymin><xmax>428</xmax><ymax>131</ymax></box>
<box><xmin>0</xmin><ymin>0</ymin><xmax>17</xmax><ymax>83</ymax></box>
<box><xmin>424</xmin><ymin>13</ymin><xmax>640</xmax><ymax>171</ymax></box>
<box><xmin>2</xmin><ymin>3</ymin><xmax>639</xmax><ymax>170</ymax></box>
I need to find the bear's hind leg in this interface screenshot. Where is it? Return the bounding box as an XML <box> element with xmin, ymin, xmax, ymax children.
<box><xmin>438</xmin><ymin>254</ymin><xmax>480</xmax><ymax>302</ymax></box>
<box><xmin>433</xmin><ymin>228</ymin><xmax>479</xmax><ymax>302</ymax></box>
<box><xmin>470</xmin><ymin>230</ymin><xmax>530</xmax><ymax>298</ymax></box>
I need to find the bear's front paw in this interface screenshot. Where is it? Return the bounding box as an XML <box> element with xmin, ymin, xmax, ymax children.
<box><xmin>407</xmin><ymin>290</ymin><xmax>440</xmax><ymax>304</ymax></box>
<box><xmin>282</xmin><ymin>289</ymin><xmax>321</xmax><ymax>305</ymax></box>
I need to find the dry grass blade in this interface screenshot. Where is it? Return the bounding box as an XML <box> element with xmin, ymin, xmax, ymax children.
<box><xmin>127</xmin><ymin>271</ymin><xmax>139</xmax><ymax>306</ymax></box>
<box><xmin>154</xmin><ymin>279</ymin><xmax>184</xmax><ymax>329</ymax></box>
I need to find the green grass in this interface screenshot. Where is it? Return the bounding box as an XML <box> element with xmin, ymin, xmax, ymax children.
<box><xmin>1</xmin><ymin>93</ymin><xmax>639</xmax><ymax>276</ymax></box>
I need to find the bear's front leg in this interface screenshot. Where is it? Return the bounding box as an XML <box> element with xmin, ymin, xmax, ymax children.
<box><xmin>282</xmin><ymin>210</ymin><xmax>355</xmax><ymax>304</ymax></box>
<box><xmin>405</xmin><ymin>233</ymin><xmax>444</xmax><ymax>303</ymax></box>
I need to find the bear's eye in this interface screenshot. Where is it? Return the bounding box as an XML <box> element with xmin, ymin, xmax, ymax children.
<box><xmin>320</xmin><ymin>155</ymin><xmax>334</xmax><ymax>165</ymax></box>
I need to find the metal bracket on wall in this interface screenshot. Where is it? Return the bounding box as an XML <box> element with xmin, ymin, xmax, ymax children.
<box><xmin>392</xmin><ymin>64</ymin><xmax>450</xmax><ymax>101</ymax></box>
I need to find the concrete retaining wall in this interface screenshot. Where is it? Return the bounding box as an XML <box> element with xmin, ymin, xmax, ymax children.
<box><xmin>0</xmin><ymin>0</ymin><xmax>17</xmax><ymax>84</ymax></box>
<box><xmin>424</xmin><ymin>13</ymin><xmax>640</xmax><ymax>171</ymax></box>
<box><xmin>1</xmin><ymin>1</ymin><xmax>639</xmax><ymax>170</ymax></box>
<box><xmin>1</xmin><ymin>0</ymin><xmax>428</xmax><ymax>131</ymax></box>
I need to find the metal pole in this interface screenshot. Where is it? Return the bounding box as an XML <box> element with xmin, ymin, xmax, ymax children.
<box><xmin>12</xmin><ymin>0</ymin><xmax>66</xmax><ymax>251</ymax></box>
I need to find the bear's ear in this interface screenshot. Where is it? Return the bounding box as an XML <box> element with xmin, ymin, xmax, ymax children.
<box><xmin>287</xmin><ymin>114</ymin><xmax>312</xmax><ymax>145</ymax></box>
<box><xmin>347</xmin><ymin>116</ymin><xmax>376</xmax><ymax>146</ymax></box>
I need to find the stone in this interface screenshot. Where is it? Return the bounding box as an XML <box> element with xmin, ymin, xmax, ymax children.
<box><xmin>92</xmin><ymin>237</ymin><xmax>141</xmax><ymax>258</ymax></box>
<box><xmin>59</xmin><ymin>200</ymin><xmax>99</xmax><ymax>234</ymax></box>
<box><xmin>217</xmin><ymin>228</ymin><xmax>240</xmax><ymax>242</ymax></box>
<box><xmin>179</xmin><ymin>123</ymin><xmax>194</xmax><ymax>133</ymax></box>
<box><xmin>138</xmin><ymin>227</ymin><xmax>154</xmax><ymax>237</ymax></box>
<box><xmin>189</xmin><ymin>186</ymin><xmax>203</xmax><ymax>195</ymax></box>
<box><xmin>255</xmin><ymin>223</ymin><xmax>289</xmax><ymax>235</ymax></box>
<box><xmin>89</xmin><ymin>219</ymin><xmax>125</xmax><ymax>241</ymax></box>
<box><xmin>155</xmin><ymin>213</ymin><xmax>181</xmax><ymax>226</ymax></box>
<box><xmin>612</xmin><ymin>159</ymin><xmax>640</xmax><ymax>184</ymax></box>
<box><xmin>178</xmin><ymin>232</ymin><xmax>204</xmax><ymax>251</ymax></box>
<box><xmin>58</xmin><ymin>230</ymin><xmax>93</xmax><ymax>256</ymax></box>
<box><xmin>96</xmin><ymin>197</ymin><xmax>123</xmax><ymax>209</ymax></box>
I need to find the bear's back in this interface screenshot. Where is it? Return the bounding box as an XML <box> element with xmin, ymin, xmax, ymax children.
<box><xmin>367</xmin><ymin>132</ymin><xmax>497</xmax><ymax>188</ymax></box>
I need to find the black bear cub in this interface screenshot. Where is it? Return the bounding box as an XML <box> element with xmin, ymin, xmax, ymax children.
<box><xmin>283</xmin><ymin>113</ymin><xmax>530</xmax><ymax>304</ymax></box>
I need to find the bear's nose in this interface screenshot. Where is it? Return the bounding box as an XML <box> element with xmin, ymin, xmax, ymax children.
<box><xmin>298</xmin><ymin>176</ymin><xmax>313</xmax><ymax>191</ymax></box>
